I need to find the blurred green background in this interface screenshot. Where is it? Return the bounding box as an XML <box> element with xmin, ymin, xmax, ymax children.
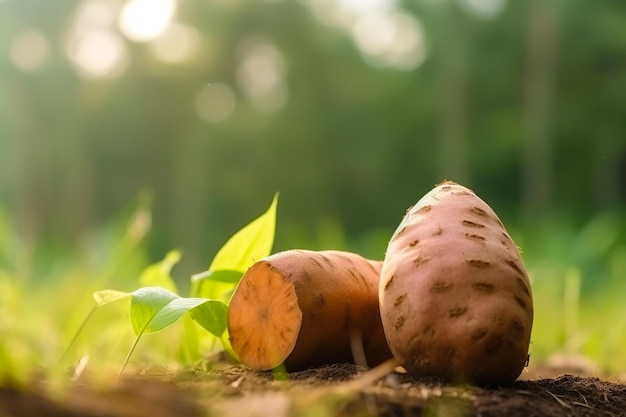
<box><xmin>1</xmin><ymin>0</ymin><xmax>626</xmax><ymax>373</ymax></box>
<box><xmin>2</xmin><ymin>0</ymin><xmax>625</xmax><ymax>267</ymax></box>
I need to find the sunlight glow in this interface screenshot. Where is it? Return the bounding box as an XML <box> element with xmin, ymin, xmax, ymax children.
<box><xmin>337</xmin><ymin>0</ymin><xmax>397</xmax><ymax>15</ymax></box>
<box><xmin>68</xmin><ymin>29</ymin><xmax>128</xmax><ymax>79</ymax></box>
<box><xmin>236</xmin><ymin>37</ymin><xmax>289</xmax><ymax>113</ymax></box>
<box><xmin>305</xmin><ymin>0</ymin><xmax>427</xmax><ymax>71</ymax></box>
<box><xmin>73</xmin><ymin>0</ymin><xmax>117</xmax><ymax>33</ymax></box>
<box><xmin>196</xmin><ymin>83</ymin><xmax>237</xmax><ymax>123</ymax></box>
<box><xmin>306</xmin><ymin>0</ymin><xmax>343</xmax><ymax>27</ymax></box>
<box><xmin>119</xmin><ymin>0</ymin><xmax>176</xmax><ymax>42</ymax></box>
<box><xmin>66</xmin><ymin>0</ymin><xmax>127</xmax><ymax>79</ymax></box>
<box><xmin>353</xmin><ymin>11</ymin><xmax>427</xmax><ymax>70</ymax></box>
<box><xmin>149</xmin><ymin>22</ymin><xmax>201</xmax><ymax>64</ymax></box>
<box><xmin>9</xmin><ymin>29</ymin><xmax>50</xmax><ymax>72</ymax></box>
<box><xmin>354</xmin><ymin>13</ymin><xmax>396</xmax><ymax>56</ymax></box>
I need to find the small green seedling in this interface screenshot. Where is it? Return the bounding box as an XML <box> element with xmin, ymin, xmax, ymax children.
<box><xmin>64</xmin><ymin>194</ymin><xmax>278</xmax><ymax>375</ymax></box>
<box><xmin>92</xmin><ymin>286</ymin><xmax>227</xmax><ymax>375</ymax></box>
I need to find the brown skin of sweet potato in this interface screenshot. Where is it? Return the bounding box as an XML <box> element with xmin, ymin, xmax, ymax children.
<box><xmin>228</xmin><ymin>249</ymin><xmax>393</xmax><ymax>371</ymax></box>
<box><xmin>379</xmin><ymin>181</ymin><xmax>533</xmax><ymax>386</ymax></box>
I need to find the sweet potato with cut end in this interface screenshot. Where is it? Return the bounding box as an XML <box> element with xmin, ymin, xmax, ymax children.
<box><xmin>379</xmin><ymin>181</ymin><xmax>533</xmax><ymax>386</ymax></box>
<box><xmin>228</xmin><ymin>249</ymin><xmax>393</xmax><ymax>371</ymax></box>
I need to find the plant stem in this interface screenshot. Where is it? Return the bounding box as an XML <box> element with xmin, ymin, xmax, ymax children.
<box><xmin>118</xmin><ymin>331</ymin><xmax>144</xmax><ymax>378</ymax></box>
<box><xmin>59</xmin><ymin>305</ymin><xmax>97</xmax><ymax>365</ymax></box>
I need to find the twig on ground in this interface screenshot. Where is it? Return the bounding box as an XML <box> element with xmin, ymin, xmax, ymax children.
<box><xmin>541</xmin><ymin>387</ymin><xmax>572</xmax><ymax>409</ymax></box>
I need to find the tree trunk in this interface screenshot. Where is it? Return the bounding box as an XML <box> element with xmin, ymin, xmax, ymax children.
<box><xmin>435</xmin><ymin>3</ymin><xmax>471</xmax><ymax>185</ymax></box>
<box><xmin>521</xmin><ymin>0</ymin><xmax>561</xmax><ymax>220</ymax></box>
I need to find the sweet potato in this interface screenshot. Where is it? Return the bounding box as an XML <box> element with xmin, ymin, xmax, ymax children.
<box><xmin>379</xmin><ymin>181</ymin><xmax>533</xmax><ymax>385</ymax></box>
<box><xmin>228</xmin><ymin>249</ymin><xmax>393</xmax><ymax>371</ymax></box>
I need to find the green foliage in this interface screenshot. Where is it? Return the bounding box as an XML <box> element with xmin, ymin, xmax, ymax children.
<box><xmin>128</xmin><ymin>287</ymin><xmax>179</xmax><ymax>335</ymax></box>
<box><xmin>94</xmin><ymin>286</ymin><xmax>229</xmax><ymax>375</ymax></box>
<box><xmin>1</xmin><ymin>1</ymin><xmax>625</xmax><ymax>384</ymax></box>
<box><xmin>209</xmin><ymin>193</ymin><xmax>278</xmax><ymax>273</ymax></box>
<box><xmin>94</xmin><ymin>289</ymin><xmax>131</xmax><ymax>306</ymax></box>
<box><xmin>0</xmin><ymin>189</ymin><xmax>626</xmax><ymax>382</ymax></box>
<box><xmin>189</xmin><ymin>300</ymin><xmax>229</xmax><ymax>338</ymax></box>
<box><xmin>75</xmin><ymin>194</ymin><xmax>278</xmax><ymax>375</ymax></box>
<box><xmin>138</xmin><ymin>250</ymin><xmax>181</xmax><ymax>294</ymax></box>
<box><xmin>3</xmin><ymin>0</ymin><xmax>625</xmax><ymax>271</ymax></box>
<box><xmin>192</xmin><ymin>193</ymin><xmax>278</xmax><ymax>301</ymax></box>
<box><xmin>524</xmin><ymin>210</ymin><xmax>626</xmax><ymax>373</ymax></box>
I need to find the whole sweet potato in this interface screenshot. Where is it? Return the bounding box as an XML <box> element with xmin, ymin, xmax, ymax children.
<box><xmin>228</xmin><ymin>249</ymin><xmax>393</xmax><ymax>371</ymax></box>
<box><xmin>379</xmin><ymin>181</ymin><xmax>533</xmax><ymax>385</ymax></box>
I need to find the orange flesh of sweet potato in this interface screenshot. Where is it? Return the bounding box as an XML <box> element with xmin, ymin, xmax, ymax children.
<box><xmin>228</xmin><ymin>249</ymin><xmax>393</xmax><ymax>371</ymax></box>
<box><xmin>379</xmin><ymin>181</ymin><xmax>533</xmax><ymax>386</ymax></box>
<box><xmin>227</xmin><ymin>262</ymin><xmax>302</xmax><ymax>370</ymax></box>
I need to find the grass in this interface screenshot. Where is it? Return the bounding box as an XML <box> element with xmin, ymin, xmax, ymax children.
<box><xmin>518</xmin><ymin>209</ymin><xmax>626</xmax><ymax>375</ymax></box>
<box><xmin>0</xmin><ymin>200</ymin><xmax>624</xmax><ymax>389</ymax></box>
<box><xmin>0</xmin><ymin>194</ymin><xmax>278</xmax><ymax>384</ymax></box>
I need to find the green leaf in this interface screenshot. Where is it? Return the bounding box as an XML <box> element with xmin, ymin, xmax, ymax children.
<box><xmin>144</xmin><ymin>297</ymin><xmax>212</xmax><ymax>334</ymax></box>
<box><xmin>93</xmin><ymin>289</ymin><xmax>130</xmax><ymax>306</ymax></box>
<box><xmin>190</xmin><ymin>270</ymin><xmax>243</xmax><ymax>300</ymax></box>
<box><xmin>190</xmin><ymin>300</ymin><xmax>228</xmax><ymax>337</ymax></box>
<box><xmin>138</xmin><ymin>250</ymin><xmax>181</xmax><ymax>293</ymax></box>
<box><xmin>192</xmin><ymin>269</ymin><xmax>243</xmax><ymax>283</ymax></box>
<box><xmin>208</xmin><ymin>193</ymin><xmax>278</xmax><ymax>273</ymax></box>
<box><xmin>128</xmin><ymin>286</ymin><xmax>225</xmax><ymax>337</ymax></box>
<box><xmin>129</xmin><ymin>287</ymin><xmax>179</xmax><ymax>335</ymax></box>
<box><xmin>120</xmin><ymin>288</ymin><xmax>221</xmax><ymax>376</ymax></box>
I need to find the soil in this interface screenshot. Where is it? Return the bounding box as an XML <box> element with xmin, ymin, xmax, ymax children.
<box><xmin>1</xmin><ymin>361</ymin><xmax>625</xmax><ymax>417</ymax></box>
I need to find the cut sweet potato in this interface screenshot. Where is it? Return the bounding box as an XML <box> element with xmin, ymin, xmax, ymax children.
<box><xmin>228</xmin><ymin>249</ymin><xmax>393</xmax><ymax>371</ymax></box>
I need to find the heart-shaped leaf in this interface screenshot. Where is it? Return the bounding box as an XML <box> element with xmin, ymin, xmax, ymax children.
<box><xmin>145</xmin><ymin>297</ymin><xmax>216</xmax><ymax>334</ymax></box>
<box><xmin>190</xmin><ymin>300</ymin><xmax>228</xmax><ymax>337</ymax></box>
<box><xmin>130</xmin><ymin>287</ymin><xmax>179</xmax><ymax>335</ymax></box>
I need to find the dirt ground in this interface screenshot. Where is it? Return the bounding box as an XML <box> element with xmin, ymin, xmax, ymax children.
<box><xmin>1</xmin><ymin>361</ymin><xmax>625</xmax><ymax>417</ymax></box>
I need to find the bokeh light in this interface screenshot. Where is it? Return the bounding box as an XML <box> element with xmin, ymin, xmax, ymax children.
<box><xmin>65</xmin><ymin>0</ymin><xmax>127</xmax><ymax>79</ymax></box>
<box><xmin>9</xmin><ymin>29</ymin><xmax>50</xmax><ymax>72</ymax></box>
<box><xmin>73</xmin><ymin>0</ymin><xmax>118</xmax><ymax>33</ymax></box>
<box><xmin>119</xmin><ymin>0</ymin><xmax>176</xmax><ymax>42</ymax></box>
<box><xmin>352</xmin><ymin>10</ymin><xmax>427</xmax><ymax>70</ymax></box>
<box><xmin>337</xmin><ymin>0</ymin><xmax>397</xmax><ymax>15</ymax></box>
<box><xmin>305</xmin><ymin>0</ymin><xmax>427</xmax><ymax>71</ymax></box>
<box><xmin>236</xmin><ymin>37</ymin><xmax>289</xmax><ymax>113</ymax></box>
<box><xmin>149</xmin><ymin>22</ymin><xmax>201</xmax><ymax>64</ymax></box>
<box><xmin>66</xmin><ymin>29</ymin><xmax>128</xmax><ymax>79</ymax></box>
<box><xmin>196</xmin><ymin>83</ymin><xmax>237</xmax><ymax>123</ymax></box>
